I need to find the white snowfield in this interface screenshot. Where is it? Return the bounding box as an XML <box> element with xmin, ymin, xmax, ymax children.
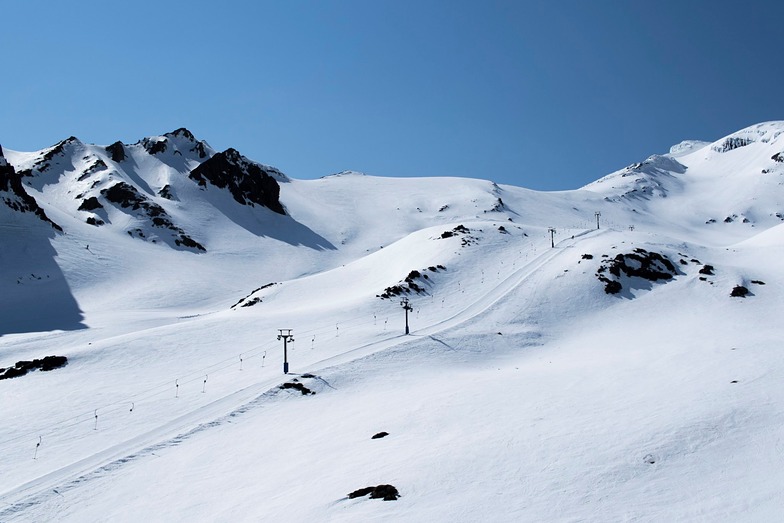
<box><xmin>1</xmin><ymin>122</ymin><xmax>783</xmax><ymax>521</ymax></box>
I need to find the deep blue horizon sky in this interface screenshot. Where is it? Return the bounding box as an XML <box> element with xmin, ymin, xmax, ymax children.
<box><xmin>2</xmin><ymin>1</ymin><xmax>782</xmax><ymax>190</ymax></box>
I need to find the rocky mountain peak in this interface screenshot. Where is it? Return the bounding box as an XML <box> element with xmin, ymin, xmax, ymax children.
<box><xmin>165</xmin><ymin>128</ymin><xmax>196</xmax><ymax>141</ymax></box>
<box><xmin>222</xmin><ymin>147</ymin><xmax>242</xmax><ymax>162</ymax></box>
<box><xmin>138</xmin><ymin>129</ymin><xmax>211</xmax><ymax>159</ymax></box>
<box><xmin>42</xmin><ymin>136</ymin><xmax>81</xmax><ymax>161</ymax></box>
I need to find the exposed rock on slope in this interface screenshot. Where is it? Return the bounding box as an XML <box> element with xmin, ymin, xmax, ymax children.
<box><xmin>713</xmin><ymin>137</ymin><xmax>754</xmax><ymax>153</ymax></box>
<box><xmin>165</xmin><ymin>127</ymin><xmax>210</xmax><ymax>159</ymax></box>
<box><xmin>189</xmin><ymin>148</ymin><xmax>286</xmax><ymax>214</ymax></box>
<box><xmin>1</xmin><ymin>128</ymin><xmax>295</xmax><ymax>253</ymax></box>
<box><xmin>105</xmin><ymin>141</ymin><xmax>126</xmax><ymax>162</ymax></box>
<box><xmin>15</xmin><ymin>136</ymin><xmax>81</xmax><ymax>184</ymax></box>
<box><xmin>101</xmin><ymin>182</ymin><xmax>205</xmax><ymax>252</ymax></box>
<box><xmin>0</xmin><ymin>145</ymin><xmax>61</xmax><ymax>230</ymax></box>
<box><xmin>377</xmin><ymin>266</ymin><xmax>446</xmax><ymax>299</ymax></box>
<box><xmin>585</xmin><ymin>154</ymin><xmax>687</xmax><ymax>202</ymax></box>
<box><xmin>596</xmin><ymin>248</ymin><xmax>680</xmax><ymax>295</ymax></box>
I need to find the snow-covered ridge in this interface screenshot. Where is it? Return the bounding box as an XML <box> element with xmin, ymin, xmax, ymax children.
<box><xmin>4</xmin><ymin>121</ymin><xmax>784</xmax><ymax>255</ymax></box>
<box><xmin>669</xmin><ymin>140</ymin><xmax>710</xmax><ymax>156</ymax></box>
<box><xmin>707</xmin><ymin>121</ymin><xmax>784</xmax><ymax>153</ymax></box>
<box><xmin>581</xmin><ymin>153</ymin><xmax>687</xmax><ymax>201</ymax></box>
<box><xmin>321</xmin><ymin>170</ymin><xmax>367</xmax><ymax>178</ymax></box>
<box><xmin>716</xmin><ymin>120</ymin><xmax>784</xmax><ymax>144</ymax></box>
<box><xmin>1</xmin><ymin>121</ymin><xmax>784</xmax><ymax>521</ymax></box>
<box><xmin>2</xmin><ymin>129</ymin><xmax>290</xmax><ymax>253</ymax></box>
<box><xmin>580</xmin><ymin>121</ymin><xmax>784</xmax><ymax>237</ymax></box>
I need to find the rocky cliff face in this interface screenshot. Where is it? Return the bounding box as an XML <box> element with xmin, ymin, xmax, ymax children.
<box><xmin>100</xmin><ymin>181</ymin><xmax>205</xmax><ymax>251</ymax></box>
<box><xmin>1</xmin><ymin>129</ymin><xmax>291</xmax><ymax>253</ymax></box>
<box><xmin>189</xmin><ymin>148</ymin><xmax>286</xmax><ymax>214</ymax></box>
<box><xmin>0</xmin><ymin>145</ymin><xmax>61</xmax><ymax>230</ymax></box>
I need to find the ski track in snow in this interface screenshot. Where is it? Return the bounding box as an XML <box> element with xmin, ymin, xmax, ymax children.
<box><xmin>0</xmin><ymin>228</ymin><xmax>598</xmax><ymax>517</ymax></box>
<box><xmin>3</xmin><ymin>123</ymin><xmax>784</xmax><ymax>520</ymax></box>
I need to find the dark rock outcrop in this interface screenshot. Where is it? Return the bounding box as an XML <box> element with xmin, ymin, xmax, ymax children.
<box><xmin>102</xmin><ymin>182</ymin><xmax>152</xmax><ymax>211</ymax></box>
<box><xmin>730</xmin><ymin>285</ymin><xmax>750</xmax><ymax>298</ymax></box>
<box><xmin>596</xmin><ymin>248</ymin><xmax>679</xmax><ymax>295</ymax></box>
<box><xmin>189</xmin><ymin>148</ymin><xmax>285</xmax><ymax>214</ymax></box>
<box><xmin>167</xmin><ymin>127</ymin><xmax>195</xmax><ymax>141</ymax></box>
<box><xmin>15</xmin><ymin>137</ymin><xmax>80</xmax><ymax>179</ymax></box>
<box><xmin>192</xmin><ymin>141</ymin><xmax>209</xmax><ymax>159</ymax></box>
<box><xmin>101</xmin><ymin>182</ymin><xmax>205</xmax><ymax>252</ymax></box>
<box><xmin>83</xmin><ymin>159</ymin><xmax>107</xmax><ymax>176</ymax></box>
<box><xmin>279</xmin><ymin>381</ymin><xmax>315</xmax><ymax>395</ymax></box>
<box><xmin>78</xmin><ymin>196</ymin><xmax>103</xmax><ymax>212</ymax></box>
<box><xmin>158</xmin><ymin>185</ymin><xmax>174</xmax><ymax>200</ymax></box>
<box><xmin>378</xmin><ymin>265</ymin><xmax>445</xmax><ymax>299</ymax></box>
<box><xmin>42</xmin><ymin>136</ymin><xmax>79</xmax><ymax>164</ymax></box>
<box><xmin>348</xmin><ymin>484</ymin><xmax>399</xmax><ymax>501</ymax></box>
<box><xmin>713</xmin><ymin>137</ymin><xmax>753</xmax><ymax>153</ymax></box>
<box><xmin>163</xmin><ymin>128</ymin><xmax>210</xmax><ymax>158</ymax></box>
<box><xmin>440</xmin><ymin>224</ymin><xmax>470</xmax><ymax>239</ymax></box>
<box><xmin>0</xmin><ymin>355</ymin><xmax>68</xmax><ymax>380</ymax></box>
<box><xmin>0</xmin><ymin>146</ymin><xmax>62</xmax><ymax>231</ymax></box>
<box><xmin>105</xmin><ymin>141</ymin><xmax>126</xmax><ymax>162</ymax></box>
<box><xmin>231</xmin><ymin>282</ymin><xmax>278</xmax><ymax>309</ymax></box>
<box><xmin>143</xmin><ymin>138</ymin><xmax>167</xmax><ymax>155</ymax></box>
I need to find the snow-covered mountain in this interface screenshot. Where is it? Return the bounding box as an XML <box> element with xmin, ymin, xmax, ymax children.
<box><xmin>583</xmin><ymin>121</ymin><xmax>784</xmax><ymax>237</ymax></box>
<box><xmin>1</xmin><ymin>122</ymin><xmax>783</xmax><ymax>521</ymax></box>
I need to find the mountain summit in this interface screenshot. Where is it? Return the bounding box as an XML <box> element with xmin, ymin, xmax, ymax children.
<box><xmin>2</xmin><ymin>129</ymin><xmax>290</xmax><ymax>253</ymax></box>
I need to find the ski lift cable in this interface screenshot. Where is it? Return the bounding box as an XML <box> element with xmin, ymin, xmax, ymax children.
<box><xmin>2</xmin><ymin>229</ymin><xmax>589</xmax><ymax>450</ymax></box>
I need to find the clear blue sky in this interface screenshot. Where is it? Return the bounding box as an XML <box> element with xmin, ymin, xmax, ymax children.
<box><xmin>2</xmin><ymin>0</ymin><xmax>782</xmax><ymax>190</ymax></box>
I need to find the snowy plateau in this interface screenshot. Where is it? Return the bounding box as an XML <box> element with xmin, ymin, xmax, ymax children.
<box><xmin>1</xmin><ymin>122</ymin><xmax>784</xmax><ymax>522</ymax></box>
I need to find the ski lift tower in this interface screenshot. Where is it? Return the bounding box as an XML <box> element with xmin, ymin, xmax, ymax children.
<box><xmin>400</xmin><ymin>298</ymin><xmax>413</xmax><ymax>335</ymax></box>
<box><xmin>278</xmin><ymin>329</ymin><xmax>294</xmax><ymax>374</ymax></box>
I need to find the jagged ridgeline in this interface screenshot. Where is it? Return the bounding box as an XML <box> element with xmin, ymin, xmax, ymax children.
<box><xmin>0</xmin><ymin>129</ymin><xmax>288</xmax><ymax>252</ymax></box>
<box><xmin>0</xmin><ymin>144</ymin><xmax>61</xmax><ymax>231</ymax></box>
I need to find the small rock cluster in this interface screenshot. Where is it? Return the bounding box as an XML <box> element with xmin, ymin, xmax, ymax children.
<box><xmin>596</xmin><ymin>248</ymin><xmax>679</xmax><ymax>294</ymax></box>
<box><xmin>279</xmin><ymin>380</ymin><xmax>315</xmax><ymax>395</ymax></box>
<box><xmin>438</xmin><ymin>224</ymin><xmax>477</xmax><ymax>246</ymax></box>
<box><xmin>278</xmin><ymin>374</ymin><xmax>323</xmax><ymax>396</ymax></box>
<box><xmin>0</xmin><ymin>355</ymin><xmax>68</xmax><ymax>380</ymax></box>
<box><xmin>348</xmin><ymin>484</ymin><xmax>400</xmax><ymax>501</ymax></box>
<box><xmin>231</xmin><ymin>282</ymin><xmax>278</xmax><ymax>309</ymax></box>
<box><xmin>377</xmin><ymin>266</ymin><xmax>446</xmax><ymax>299</ymax></box>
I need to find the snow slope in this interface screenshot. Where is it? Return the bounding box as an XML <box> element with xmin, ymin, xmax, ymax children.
<box><xmin>1</xmin><ymin>123</ymin><xmax>783</xmax><ymax>521</ymax></box>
